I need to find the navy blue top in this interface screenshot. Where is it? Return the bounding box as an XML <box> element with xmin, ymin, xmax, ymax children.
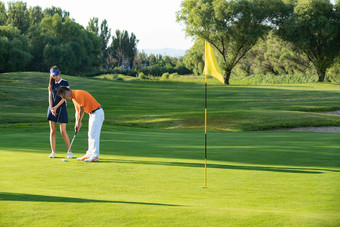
<box><xmin>47</xmin><ymin>78</ymin><xmax>69</xmax><ymax>123</ymax></box>
<box><xmin>51</xmin><ymin>79</ymin><xmax>69</xmax><ymax>106</ymax></box>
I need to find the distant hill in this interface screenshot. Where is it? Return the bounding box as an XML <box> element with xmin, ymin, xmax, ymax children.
<box><xmin>141</xmin><ymin>48</ymin><xmax>187</xmax><ymax>57</ymax></box>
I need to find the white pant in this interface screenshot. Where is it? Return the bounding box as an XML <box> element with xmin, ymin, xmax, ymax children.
<box><xmin>86</xmin><ymin>108</ymin><xmax>104</xmax><ymax>157</ymax></box>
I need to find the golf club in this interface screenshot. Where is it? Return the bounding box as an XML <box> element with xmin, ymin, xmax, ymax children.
<box><xmin>61</xmin><ymin>130</ymin><xmax>78</xmax><ymax>162</ymax></box>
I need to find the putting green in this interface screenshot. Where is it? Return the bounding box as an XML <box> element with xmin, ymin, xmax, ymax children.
<box><xmin>1</xmin><ymin>127</ymin><xmax>339</xmax><ymax>226</ymax></box>
<box><xmin>1</xmin><ymin>72</ymin><xmax>340</xmax><ymax>226</ymax></box>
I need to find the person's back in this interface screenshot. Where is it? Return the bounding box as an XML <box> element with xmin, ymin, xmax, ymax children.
<box><xmin>72</xmin><ymin>90</ymin><xmax>101</xmax><ymax>114</ymax></box>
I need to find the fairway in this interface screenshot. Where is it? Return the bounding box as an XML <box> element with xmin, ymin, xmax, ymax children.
<box><xmin>1</xmin><ymin>72</ymin><xmax>340</xmax><ymax>226</ymax></box>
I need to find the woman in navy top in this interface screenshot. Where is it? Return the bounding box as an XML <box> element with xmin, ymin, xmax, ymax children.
<box><xmin>47</xmin><ymin>66</ymin><xmax>73</xmax><ymax>158</ymax></box>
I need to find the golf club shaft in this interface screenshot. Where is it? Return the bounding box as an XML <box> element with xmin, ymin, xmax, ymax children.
<box><xmin>67</xmin><ymin>133</ymin><xmax>76</xmax><ymax>152</ymax></box>
<box><xmin>64</xmin><ymin>132</ymin><xmax>77</xmax><ymax>159</ymax></box>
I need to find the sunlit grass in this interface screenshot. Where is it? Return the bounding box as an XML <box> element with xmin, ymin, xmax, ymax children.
<box><xmin>0</xmin><ymin>128</ymin><xmax>339</xmax><ymax>226</ymax></box>
<box><xmin>1</xmin><ymin>72</ymin><xmax>340</xmax><ymax>226</ymax></box>
<box><xmin>2</xmin><ymin>72</ymin><xmax>340</xmax><ymax>131</ymax></box>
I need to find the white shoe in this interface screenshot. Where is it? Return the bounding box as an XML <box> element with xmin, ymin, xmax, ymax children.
<box><xmin>49</xmin><ymin>152</ymin><xmax>56</xmax><ymax>158</ymax></box>
<box><xmin>67</xmin><ymin>152</ymin><xmax>73</xmax><ymax>159</ymax></box>
<box><xmin>77</xmin><ymin>154</ymin><xmax>91</xmax><ymax>161</ymax></box>
<box><xmin>84</xmin><ymin>156</ymin><xmax>99</xmax><ymax>162</ymax></box>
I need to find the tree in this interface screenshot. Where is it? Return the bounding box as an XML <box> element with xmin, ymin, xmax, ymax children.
<box><xmin>87</xmin><ymin>17</ymin><xmax>99</xmax><ymax>35</ymax></box>
<box><xmin>41</xmin><ymin>14</ymin><xmax>101</xmax><ymax>75</ymax></box>
<box><xmin>100</xmin><ymin>19</ymin><xmax>111</xmax><ymax>51</ymax></box>
<box><xmin>234</xmin><ymin>32</ymin><xmax>315</xmax><ymax>77</ymax></box>
<box><xmin>175</xmin><ymin>57</ymin><xmax>192</xmax><ymax>75</ymax></box>
<box><xmin>43</xmin><ymin>6</ymin><xmax>69</xmax><ymax>22</ymax></box>
<box><xmin>87</xmin><ymin>18</ymin><xmax>112</xmax><ymax>52</ymax></box>
<box><xmin>86</xmin><ymin>18</ymin><xmax>112</xmax><ymax>70</ymax></box>
<box><xmin>99</xmin><ymin>19</ymin><xmax>111</xmax><ymax>70</ymax></box>
<box><xmin>29</xmin><ymin>6</ymin><xmax>44</xmax><ymax>25</ymax></box>
<box><xmin>276</xmin><ymin>0</ymin><xmax>340</xmax><ymax>82</ymax></box>
<box><xmin>0</xmin><ymin>1</ymin><xmax>7</xmax><ymax>26</ymax></box>
<box><xmin>7</xmin><ymin>1</ymin><xmax>30</xmax><ymax>33</ymax></box>
<box><xmin>0</xmin><ymin>25</ymin><xmax>32</xmax><ymax>72</ymax></box>
<box><xmin>26</xmin><ymin>21</ymin><xmax>52</xmax><ymax>72</ymax></box>
<box><xmin>137</xmin><ymin>53</ymin><xmax>192</xmax><ymax>76</ymax></box>
<box><xmin>177</xmin><ymin>0</ymin><xmax>288</xmax><ymax>84</ymax></box>
<box><xmin>183</xmin><ymin>38</ymin><xmax>205</xmax><ymax>76</ymax></box>
<box><xmin>148</xmin><ymin>54</ymin><xmax>156</xmax><ymax>66</ymax></box>
<box><xmin>109</xmin><ymin>30</ymin><xmax>138</xmax><ymax>69</ymax></box>
<box><xmin>134</xmin><ymin>51</ymin><xmax>148</xmax><ymax>69</ymax></box>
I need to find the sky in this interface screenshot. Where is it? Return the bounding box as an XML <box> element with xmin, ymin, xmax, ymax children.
<box><xmin>6</xmin><ymin>0</ymin><xmax>337</xmax><ymax>50</ymax></box>
<box><xmin>14</xmin><ymin>0</ymin><xmax>194</xmax><ymax>50</ymax></box>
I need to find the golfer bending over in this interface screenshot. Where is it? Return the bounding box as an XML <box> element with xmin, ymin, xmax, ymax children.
<box><xmin>57</xmin><ymin>86</ymin><xmax>104</xmax><ymax>162</ymax></box>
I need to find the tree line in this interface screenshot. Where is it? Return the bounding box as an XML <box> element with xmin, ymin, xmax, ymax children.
<box><xmin>0</xmin><ymin>1</ymin><xmax>191</xmax><ymax>76</ymax></box>
<box><xmin>178</xmin><ymin>0</ymin><xmax>340</xmax><ymax>84</ymax></box>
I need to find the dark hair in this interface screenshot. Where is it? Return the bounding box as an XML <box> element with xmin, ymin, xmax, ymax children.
<box><xmin>48</xmin><ymin>66</ymin><xmax>59</xmax><ymax>91</ymax></box>
<box><xmin>57</xmin><ymin>86</ymin><xmax>70</xmax><ymax>98</ymax></box>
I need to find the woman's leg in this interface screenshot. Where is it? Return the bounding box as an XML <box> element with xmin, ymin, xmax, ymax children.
<box><xmin>60</xmin><ymin>123</ymin><xmax>71</xmax><ymax>152</ymax></box>
<box><xmin>49</xmin><ymin>121</ymin><xmax>57</xmax><ymax>153</ymax></box>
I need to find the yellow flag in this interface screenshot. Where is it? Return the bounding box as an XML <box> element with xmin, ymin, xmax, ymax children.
<box><xmin>203</xmin><ymin>41</ymin><xmax>225</xmax><ymax>84</ymax></box>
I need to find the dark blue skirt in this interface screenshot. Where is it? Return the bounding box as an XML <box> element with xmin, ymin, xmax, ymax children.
<box><xmin>47</xmin><ymin>103</ymin><xmax>68</xmax><ymax>123</ymax></box>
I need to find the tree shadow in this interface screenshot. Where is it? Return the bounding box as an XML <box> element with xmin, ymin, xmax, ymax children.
<box><xmin>102</xmin><ymin>158</ymin><xmax>333</xmax><ymax>174</ymax></box>
<box><xmin>2</xmin><ymin>130</ymin><xmax>340</xmax><ymax>171</ymax></box>
<box><xmin>0</xmin><ymin>192</ymin><xmax>180</xmax><ymax>207</ymax></box>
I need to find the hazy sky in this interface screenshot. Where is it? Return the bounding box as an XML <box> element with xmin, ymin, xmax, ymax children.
<box><xmin>16</xmin><ymin>0</ymin><xmax>194</xmax><ymax>50</ymax></box>
<box><xmin>7</xmin><ymin>0</ymin><xmax>337</xmax><ymax>50</ymax></box>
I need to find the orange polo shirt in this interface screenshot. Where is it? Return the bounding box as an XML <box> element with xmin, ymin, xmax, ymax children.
<box><xmin>72</xmin><ymin>90</ymin><xmax>101</xmax><ymax>114</ymax></box>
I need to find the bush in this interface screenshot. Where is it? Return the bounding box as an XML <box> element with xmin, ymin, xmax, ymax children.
<box><xmin>161</xmin><ymin>73</ymin><xmax>170</xmax><ymax>80</ymax></box>
<box><xmin>138</xmin><ymin>72</ymin><xmax>148</xmax><ymax>80</ymax></box>
<box><xmin>140</xmin><ymin>64</ymin><xmax>192</xmax><ymax>77</ymax></box>
<box><xmin>327</xmin><ymin>61</ymin><xmax>340</xmax><ymax>83</ymax></box>
<box><xmin>113</xmin><ymin>67</ymin><xmax>123</xmax><ymax>74</ymax></box>
<box><xmin>233</xmin><ymin>73</ymin><xmax>318</xmax><ymax>85</ymax></box>
<box><xmin>169</xmin><ymin>73</ymin><xmax>179</xmax><ymax>80</ymax></box>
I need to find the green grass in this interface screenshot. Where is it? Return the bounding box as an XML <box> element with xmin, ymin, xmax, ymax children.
<box><xmin>1</xmin><ymin>127</ymin><xmax>340</xmax><ymax>226</ymax></box>
<box><xmin>1</xmin><ymin>72</ymin><xmax>340</xmax><ymax>226</ymax></box>
<box><xmin>2</xmin><ymin>72</ymin><xmax>340</xmax><ymax>131</ymax></box>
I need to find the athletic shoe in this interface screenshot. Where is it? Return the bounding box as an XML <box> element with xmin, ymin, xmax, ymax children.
<box><xmin>77</xmin><ymin>154</ymin><xmax>91</xmax><ymax>161</ymax></box>
<box><xmin>67</xmin><ymin>152</ymin><xmax>73</xmax><ymax>159</ymax></box>
<box><xmin>49</xmin><ymin>152</ymin><xmax>56</xmax><ymax>158</ymax></box>
<box><xmin>84</xmin><ymin>156</ymin><xmax>99</xmax><ymax>162</ymax></box>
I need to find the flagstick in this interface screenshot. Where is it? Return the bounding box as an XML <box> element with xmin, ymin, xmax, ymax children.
<box><xmin>204</xmin><ymin>73</ymin><xmax>208</xmax><ymax>189</ymax></box>
<box><xmin>203</xmin><ymin>40</ymin><xmax>224</xmax><ymax>189</ymax></box>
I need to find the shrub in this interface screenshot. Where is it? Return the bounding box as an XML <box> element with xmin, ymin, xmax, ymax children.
<box><xmin>161</xmin><ymin>73</ymin><xmax>170</xmax><ymax>80</ymax></box>
<box><xmin>327</xmin><ymin>61</ymin><xmax>340</xmax><ymax>83</ymax></box>
<box><xmin>138</xmin><ymin>72</ymin><xmax>148</xmax><ymax>80</ymax></box>
<box><xmin>169</xmin><ymin>73</ymin><xmax>179</xmax><ymax>80</ymax></box>
<box><xmin>233</xmin><ymin>73</ymin><xmax>318</xmax><ymax>85</ymax></box>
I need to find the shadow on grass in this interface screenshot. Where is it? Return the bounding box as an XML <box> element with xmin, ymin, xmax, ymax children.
<box><xmin>2</xmin><ymin>130</ymin><xmax>340</xmax><ymax>170</ymax></box>
<box><xmin>0</xmin><ymin>192</ymin><xmax>180</xmax><ymax>207</ymax></box>
<box><xmin>102</xmin><ymin>159</ymin><xmax>330</xmax><ymax>174</ymax></box>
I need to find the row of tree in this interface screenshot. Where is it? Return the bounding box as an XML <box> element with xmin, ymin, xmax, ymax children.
<box><xmin>3</xmin><ymin>0</ymin><xmax>339</xmax><ymax>83</ymax></box>
<box><xmin>0</xmin><ymin>1</ymin><xmax>192</xmax><ymax>76</ymax></box>
<box><xmin>178</xmin><ymin>0</ymin><xmax>340</xmax><ymax>84</ymax></box>
<box><xmin>183</xmin><ymin>32</ymin><xmax>317</xmax><ymax>78</ymax></box>
<box><xmin>0</xmin><ymin>1</ymin><xmax>105</xmax><ymax>75</ymax></box>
